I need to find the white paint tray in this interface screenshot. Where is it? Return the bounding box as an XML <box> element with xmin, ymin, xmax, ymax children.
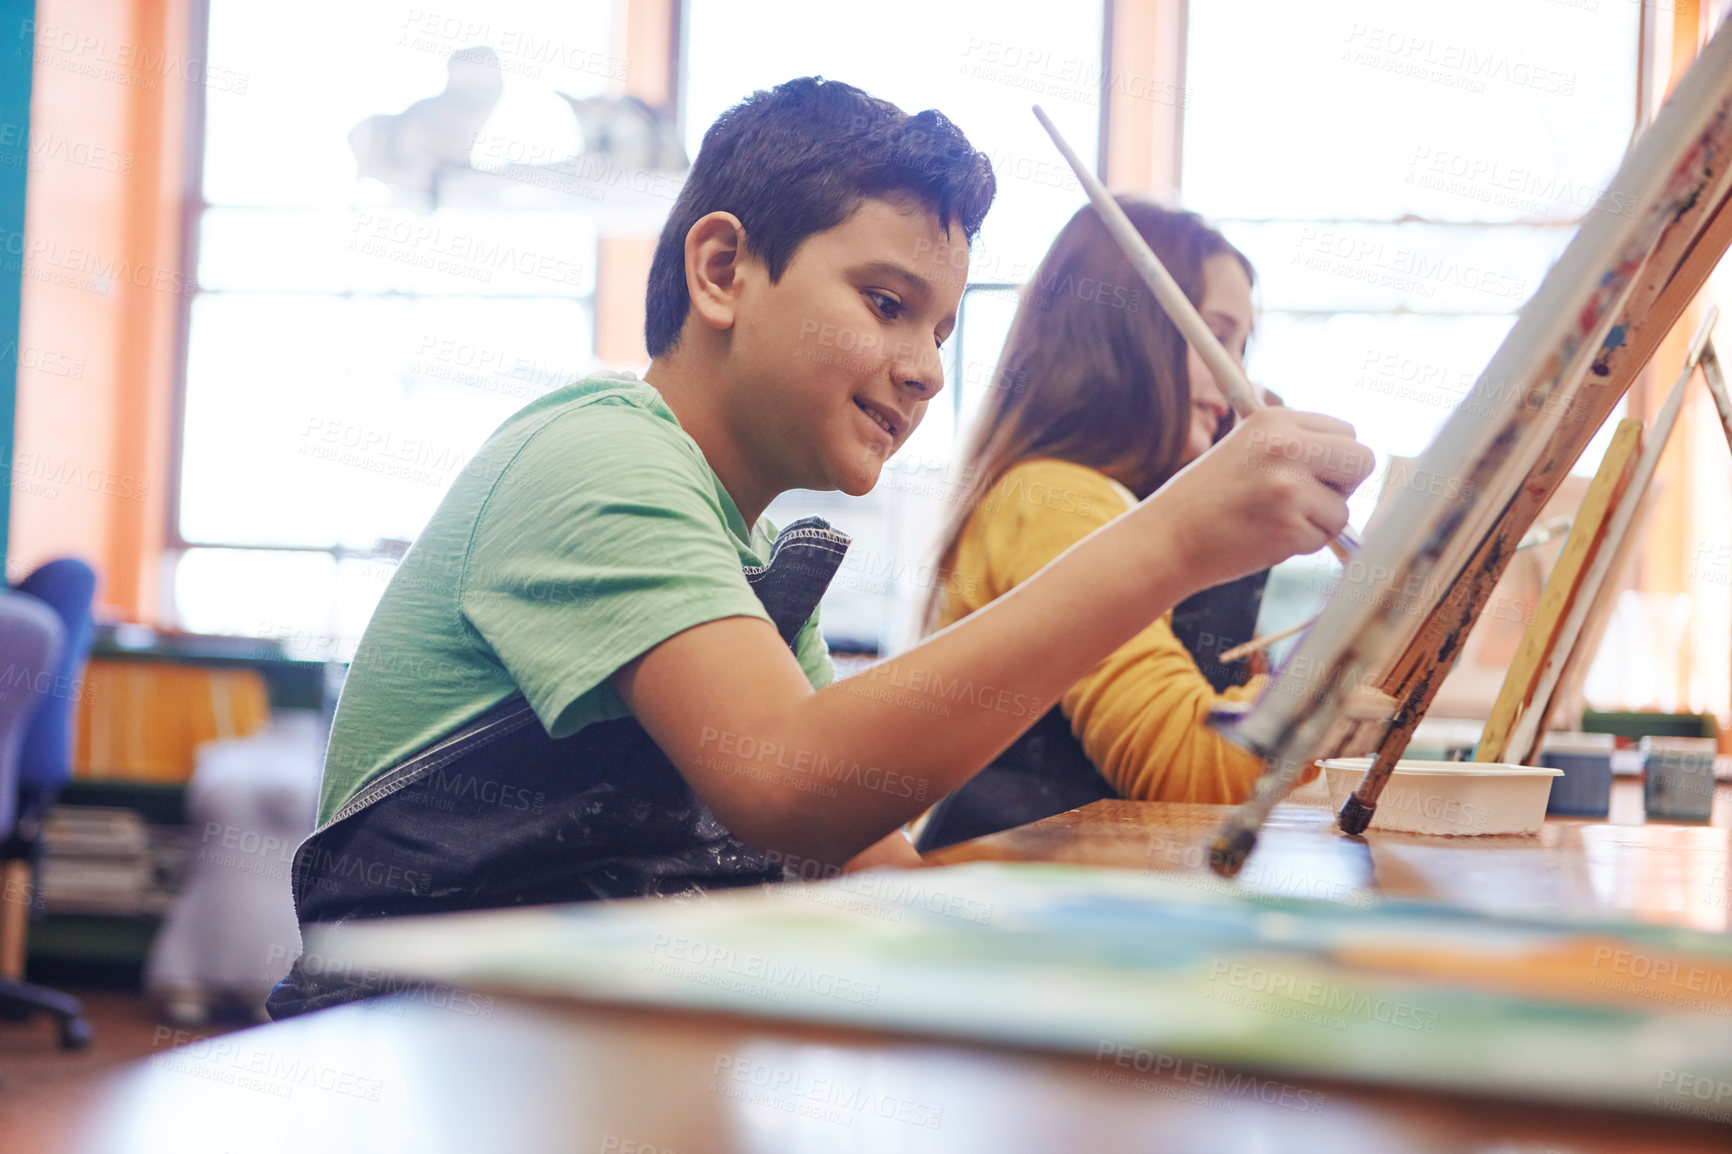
<box><xmin>1319</xmin><ymin>758</ymin><xmax>1562</xmax><ymax>836</ymax></box>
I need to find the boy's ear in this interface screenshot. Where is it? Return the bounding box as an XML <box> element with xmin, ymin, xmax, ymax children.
<box><xmin>684</xmin><ymin>211</ymin><xmax>748</xmax><ymax>334</ymax></box>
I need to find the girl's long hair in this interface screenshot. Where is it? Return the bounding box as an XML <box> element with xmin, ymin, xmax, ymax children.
<box><xmin>922</xmin><ymin>198</ymin><xmax>1254</xmax><ymax>633</ymax></box>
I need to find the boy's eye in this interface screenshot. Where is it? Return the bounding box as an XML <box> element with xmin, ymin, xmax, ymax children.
<box><xmin>865</xmin><ymin>290</ymin><xmax>902</xmax><ymax>320</ymax></box>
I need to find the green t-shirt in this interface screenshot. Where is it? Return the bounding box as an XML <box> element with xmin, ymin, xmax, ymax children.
<box><xmin>317</xmin><ymin>371</ymin><xmax>834</xmax><ymax>825</ymax></box>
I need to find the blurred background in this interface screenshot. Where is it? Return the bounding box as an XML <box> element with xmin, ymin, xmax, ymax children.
<box><xmin>14</xmin><ymin>0</ymin><xmax>1731</xmax><ymax>718</ymax></box>
<box><xmin>3</xmin><ymin>2</ymin><xmax>1731</xmax><ymax>800</ymax></box>
<box><xmin>4</xmin><ymin>0</ymin><xmax>1732</xmax><ymax>1122</ymax></box>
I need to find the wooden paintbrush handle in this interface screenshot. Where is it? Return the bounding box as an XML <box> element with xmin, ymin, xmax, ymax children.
<box><xmin>1033</xmin><ymin>104</ymin><xmax>1358</xmax><ymax>569</ymax></box>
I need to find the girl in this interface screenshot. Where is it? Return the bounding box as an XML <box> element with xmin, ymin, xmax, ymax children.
<box><xmin>917</xmin><ymin>198</ymin><xmax>1307</xmax><ymax>851</ymax></box>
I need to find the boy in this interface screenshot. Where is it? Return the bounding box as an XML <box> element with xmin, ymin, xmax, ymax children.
<box><xmin>268</xmin><ymin>77</ymin><xmax>1371</xmax><ymax>1018</ymax></box>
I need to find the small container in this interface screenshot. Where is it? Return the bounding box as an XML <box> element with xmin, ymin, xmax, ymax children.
<box><xmin>1320</xmin><ymin>758</ymin><xmax>1561</xmax><ymax>836</ymax></box>
<box><xmin>1538</xmin><ymin>732</ymin><xmax>1616</xmax><ymax>817</ymax></box>
<box><xmin>1640</xmin><ymin>736</ymin><xmax>1718</xmax><ymax>822</ymax></box>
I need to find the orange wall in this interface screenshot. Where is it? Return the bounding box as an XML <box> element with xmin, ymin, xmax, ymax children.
<box><xmin>1632</xmin><ymin>0</ymin><xmax>1713</xmax><ymax>596</ymax></box>
<box><xmin>1103</xmin><ymin>0</ymin><xmax>1187</xmax><ymax>198</ymax></box>
<box><xmin>593</xmin><ymin>0</ymin><xmax>677</xmax><ymax>366</ymax></box>
<box><xmin>14</xmin><ymin>0</ymin><xmax>185</xmax><ymax>623</ymax></box>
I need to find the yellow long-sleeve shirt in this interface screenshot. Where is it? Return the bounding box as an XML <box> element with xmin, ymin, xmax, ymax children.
<box><xmin>939</xmin><ymin>458</ymin><xmax>1280</xmax><ymax>804</ymax></box>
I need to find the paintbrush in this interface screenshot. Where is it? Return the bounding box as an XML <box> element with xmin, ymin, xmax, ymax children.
<box><xmin>1032</xmin><ymin>105</ymin><xmax>1361</xmax><ymax>564</ymax></box>
<box><xmin>1220</xmin><ymin>616</ymin><xmax>1315</xmax><ymax>665</ymax></box>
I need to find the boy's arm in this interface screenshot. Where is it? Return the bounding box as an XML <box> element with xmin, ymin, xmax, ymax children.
<box><xmin>613</xmin><ymin>408</ymin><xmax>1371</xmax><ymax>869</ymax></box>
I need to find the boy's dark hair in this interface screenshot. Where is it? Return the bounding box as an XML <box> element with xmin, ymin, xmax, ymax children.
<box><xmin>645</xmin><ymin>76</ymin><xmax>996</xmax><ymax>356</ymax></box>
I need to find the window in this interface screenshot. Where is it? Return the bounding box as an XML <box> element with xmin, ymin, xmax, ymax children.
<box><xmin>1182</xmin><ymin>0</ymin><xmax>1640</xmax><ymax>653</ymax></box>
<box><xmin>1187</xmin><ymin>0</ymin><xmax>1636</xmax><ymax>515</ymax></box>
<box><xmin>175</xmin><ymin>0</ymin><xmax>617</xmax><ymax>652</ymax></box>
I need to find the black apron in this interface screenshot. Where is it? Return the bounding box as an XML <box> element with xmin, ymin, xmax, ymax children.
<box><xmin>266</xmin><ymin>516</ymin><xmax>850</xmax><ymax>1019</ymax></box>
<box><xmin>914</xmin><ymin>569</ymin><xmax>1269</xmax><ymax>853</ymax></box>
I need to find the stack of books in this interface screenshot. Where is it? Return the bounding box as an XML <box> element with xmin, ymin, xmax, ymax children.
<box><xmin>37</xmin><ymin>806</ymin><xmax>187</xmax><ymax>916</ymax></box>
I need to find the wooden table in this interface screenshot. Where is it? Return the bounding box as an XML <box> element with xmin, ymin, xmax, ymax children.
<box><xmin>61</xmin><ymin>991</ymin><xmax>1732</xmax><ymax>1154</ymax></box>
<box><xmin>56</xmin><ymin>783</ymin><xmax>1732</xmax><ymax>1152</ymax></box>
<box><xmin>926</xmin><ymin>781</ymin><xmax>1732</xmax><ymax>933</ymax></box>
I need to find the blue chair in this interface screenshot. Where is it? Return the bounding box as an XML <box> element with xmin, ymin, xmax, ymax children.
<box><xmin>13</xmin><ymin>560</ymin><xmax>97</xmax><ymax>821</ymax></box>
<box><xmin>0</xmin><ymin>559</ymin><xmax>97</xmax><ymax>1050</ymax></box>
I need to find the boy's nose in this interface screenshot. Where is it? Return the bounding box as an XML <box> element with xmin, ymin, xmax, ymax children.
<box><xmin>896</xmin><ymin>345</ymin><xmax>945</xmax><ymax>400</ymax></box>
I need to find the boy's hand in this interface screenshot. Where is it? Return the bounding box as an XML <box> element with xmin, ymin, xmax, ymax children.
<box><xmin>1150</xmin><ymin>408</ymin><xmax>1372</xmax><ymax>590</ymax></box>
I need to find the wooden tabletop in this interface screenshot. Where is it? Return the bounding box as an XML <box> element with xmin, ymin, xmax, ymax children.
<box><xmin>926</xmin><ymin>781</ymin><xmax>1732</xmax><ymax>932</ymax></box>
<box><xmin>64</xmin><ymin>992</ymin><xmax>1732</xmax><ymax>1153</ymax></box>
<box><xmin>59</xmin><ymin>782</ymin><xmax>1732</xmax><ymax>1152</ymax></box>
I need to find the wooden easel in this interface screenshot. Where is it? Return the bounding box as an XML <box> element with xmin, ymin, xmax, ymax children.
<box><xmin>1475</xmin><ymin>308</ymin><xmax>1725</xmax><ymax>767</ymax></box>
<box><xmin>1341</xmin><ymin>192</ymin><xmax>1732</xmax><ymax>776</ymax></box>
<box><xmin>1209</xmin><ymin>21</ymin><xmax>1732</xmax><ymax>872</ymax></box>
<box><xmin>1475</xmin><ymin>418</ymin><xmax>1643</xmax><ymax>766</ymax></box>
